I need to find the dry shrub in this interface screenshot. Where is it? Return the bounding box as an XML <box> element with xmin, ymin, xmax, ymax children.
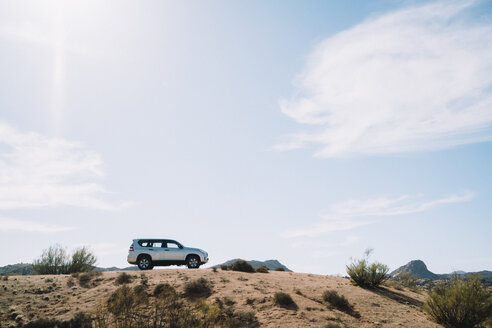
<box><xmin>424</xmin><ymin>275</ymin><xmax>492</xmax><ymax>328</ymax></box>
<box><xmin>115</xmin><ymin>272</ymin><xmax>134</xmax><ymax>285</ymax></box>
<box><xmin>153</xmin><ymin>283</ymin><xmax>176</xmax><ymax>298</ymax></box>
<box><xmin>274</xmin><ymin>292</ymin><xmax>297</xmax><ymax>309</ymax></box>
<box><xmin>274</xmin><ymin>267</ymin><xmax>285</xmax><ymax>272</ymax></box>
<box><xmin>323</xmin><ymin>290</ymin><xmax>353</xmax><ymax>312</ymax></box>
<box><xmin>230</xmin><ymin>260</ymin><xmax>254</xmax><ymax>273</ymax></box>
<box><xmin>220</xmin><ymin>264</ymin><xmax>229</xmax><ymax>271</ymax></box>
<box><xmin>78</xmin><ymin>271</ymin><xmax>101</xmax><ymax>288</ymax></box>
<box><xmin>255</xmin><ymin>265</ymin><xmax>269</xmax><ymax>273</ymax></box>
<box><xmin>184</xmin><ymin>278</ymin><xmax>213</xmax><ymax>298</ymax></box>
<box><xmin>22</xmin><ymin>312</ymin><xmax>92</xmax><ymax>328</ymax></box>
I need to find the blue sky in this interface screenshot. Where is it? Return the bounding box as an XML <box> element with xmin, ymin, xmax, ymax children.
<box><xmin>1</xmin><ymin>0</ymin><xmax>491</xmax><ymax>275</ymax></box>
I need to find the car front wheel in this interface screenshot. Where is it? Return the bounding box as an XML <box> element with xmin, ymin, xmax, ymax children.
<box><xmin>186</xmin><ymin>255</ymin><xmax>200</xmax><ymax>269</ymax></box>
<box><xmin>137</xmin><ymin>255</ymin><xmax>153</xmax><ymax>270</ymax></box>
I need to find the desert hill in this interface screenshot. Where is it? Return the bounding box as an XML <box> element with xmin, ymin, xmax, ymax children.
<box><xmin>0</xmin><ymin>269</ymin><xmax>441</xmax><ymax>327</ymax></box>
<box><xmin>390</xmin><ymin>260</ymin><xmax>439</xmax><ymax>280</ymax></box>
<box><xmin>390</xmin><ymin>260</ymin><xmax>492</xmax><ymax>282</ymax></box>
<box><xmin>212</xmin><ymin>259</ymin><xmax>292</xmax><ymax>272</ymax></box>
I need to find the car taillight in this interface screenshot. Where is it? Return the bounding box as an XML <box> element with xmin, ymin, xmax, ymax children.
<box><xmin>129</xmin><ymin>244</ymin><xmax>134</xmax><ymax>252</ymax></box>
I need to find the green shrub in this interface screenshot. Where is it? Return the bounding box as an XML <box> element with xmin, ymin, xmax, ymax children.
<box><xmin>184</xmin><ymin>278</ymin><xmax>212</xmax><ymax>298</ymax></box>
<box><xmin>115</xmin><ymin>272</ymin><xmax>134</xmax><ymax>285</ymax></box>
<box><xmin>274</xmin><ymin>267</ymin><xmax>285</xmax><ymax>271</ymax></box>
<box><xmin>255</xmin><ymin>265</ymin><xmax>269</xmax><ymax>273</ymax></box>
<box><xmin>32</xmin><ymin>244</ymin><xmax>69</xmax><ymax>274</ymax></box>
<box><xmin>68</xmin><ymin>247</ymin><xmax>97</xmax><ymax>273</ymax></box>
<box><xmin>220</xmin><ymin>264</ymin><xmax>229</xmax><ymax>271</ymax></box>
<box><xmin>424</xmin><ymin>275</ymin><xmax>492</xmax><ymax>328</ymax></box>
<box><xmin>346</xmin><ymin>249</ymin><xmax>389</xmax><ymax>287</ymax></box>
<box><xmin>323</xmin><ymin>290</ymin><xmax>353</xmax><ymax>312</ymax></box>
<box><xmin>274</xmin><ymin>292</ymin><xmax>297</xmax><ymax>309</ymax></box>
<box><xmin>32</xmin><ymin>245</ymin><xmax>97</xmax><ymax>275</ymax></box>
<box><xmin>230</xmin><ymin>260</ymin><xmax>254</xmax><ymax>273</ymax></box>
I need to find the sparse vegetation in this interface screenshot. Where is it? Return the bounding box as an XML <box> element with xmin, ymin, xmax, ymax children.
<box><xmin>153</xmin><ymin>283</ymin><xmax>176</xmax><ymax>298</ymax></box>
<box><xmin>32</xmin><ymin>245</ymin><xmax>97</xmax><ymax>275</ymax></box>
<box><xmin>230</xmin><ymin>260</ymin><xmax>255</xmax><ymax>273</ymax></box>
<box><xmin>392</xmin><ymin>270</ymin><xmax>418</xmax><ymax>289</ymax></box>
<box><xmin>323</xmin><ymin>290</ymin><xmax>353</xmax><ymax>312</ymax></box>
<box><xmin>22</xmin><ymin>312</ymin><xmax>92</xmax><ymax>328</ymax></box>
<box><xmin>346</xmin><ymin>249</ymin><xmax>389</xmax><ymax>287</ymax></box>
<box><xmin>274</xmin><ymin>291</ymin><xmax>297</xmax><ymax>309</ymax></box>
<box><xmin>114</xmin><ymin>272</ymin><xmax>134</xmax><ymax>285</ymax></box>
<box><xmin>255</xmin><ymin>265</ymin><xmax>269</xmax><ymax>273</ymax></box>
<box><xmin>220</xmin><ymin>264</ymin><xmax>229</xmax><ymax>270</ymax></box>
<box><xmin>274</xmin><ymin>267</ymin><xmax>285</xmax><ymax>271</ymax></box>
<box><xmin>424</xmin><ymin>275</ymin><xmax>492</xmax><ymax>328</ymax></box>
<box><xmin>184</xmin><ymin>277</ymin><xmax>213</xmax><ymax>298</ymax></box>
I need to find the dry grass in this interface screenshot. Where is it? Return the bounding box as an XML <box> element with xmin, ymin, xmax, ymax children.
<box><xmin>0</xmin><ymin>270</ymin><xmax>443</xmax><ymax>327</ymax></box>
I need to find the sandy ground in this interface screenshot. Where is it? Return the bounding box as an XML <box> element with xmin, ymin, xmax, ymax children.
<box><xmin>0</xmin><ymin>269</ymin><xmax>442</xmax><ymax>328</ymax></box>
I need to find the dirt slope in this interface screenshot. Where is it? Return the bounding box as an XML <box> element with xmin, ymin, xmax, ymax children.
<box><xmin>0</xmin><ymin>269</ymin><xmax>441</xmax><ymax>328</ymax></box>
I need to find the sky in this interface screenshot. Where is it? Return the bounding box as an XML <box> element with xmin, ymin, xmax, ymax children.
<box><xmin>0</xmin><ymin>0</ymin><xmax>491</xmax><ymax>275</ymax></box>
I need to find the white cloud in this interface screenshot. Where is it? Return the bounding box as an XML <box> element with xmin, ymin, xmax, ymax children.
<box><xmin>0</xmin><ymin>122</ymin><xmax>128</xmax><ymax>211</ymax></box>
<box><xmin>276</xmin><ymin>1</ymin><xmax>492</xmax><ymax>157</ymax></box>
<box><xmin>0</xmin><ymin>216</ymin><xmax>76</xmax><ymax>233</ymax></box>
<box><xmin>282</xmin><ymin>191</ymin><xmax>473</xmax><ymax>237</ymax></box>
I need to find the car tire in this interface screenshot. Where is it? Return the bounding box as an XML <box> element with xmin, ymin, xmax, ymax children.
<box><xmin>186</xmin><ymin>255</ymin><xmax>200</xmax><ymax>269</ymax></box>
<box><xmin>137</xmin><ymin>255</ymin><xmax>153</xmax><ymax>270</ymax></box>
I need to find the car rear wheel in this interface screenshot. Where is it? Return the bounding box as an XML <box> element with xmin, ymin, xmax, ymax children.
<box><xmin>186</xmin><ymin>255</ymin><xmax>200</xmax><ymax>269</ymax></box>
<box><xmin>137</xmin><ymin>255</ymin><xmax>153</xmax><ymax>270</ymax></box>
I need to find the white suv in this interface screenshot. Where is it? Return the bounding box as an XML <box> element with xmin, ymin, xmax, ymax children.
<box><xmin>127</xmin><ymin>239</ymin><xmax>208</xmax><ymax>270</ymax></box>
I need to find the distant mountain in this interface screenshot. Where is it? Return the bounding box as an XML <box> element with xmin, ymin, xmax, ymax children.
<box><xmin>391</xmin><ymin>260</ymin><xmax>492</xmax><ymax>282</ymax></box>
<box><xmin>390</xmin><ymin>260</ymin><xmax>439</xmax><ymax>280</ymax></box>
<box><xmin>0</xmin><ymin>263</ymin><xmax>33</xmax><ymax>276</ymax></box>
<box><xmin>212</xmin><ymin>259</ymin><xmax>292</xmax><ymax>272</ymax></box>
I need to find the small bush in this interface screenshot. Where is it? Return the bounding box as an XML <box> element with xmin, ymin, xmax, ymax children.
<box><xmin>424</xmin><ymin>275</ymin><xmax>492</xmax><ymax>328</ymax></box>
<box><xmin>255</xmin><ymin>265</ymin><xmax>269</xmax><ymax>273</ymax></box>
<box><xmin>220</xmin><ymin>264</ymin><xmax>229</xmax><ymax>271</ymax></box>
<box><xmin>212</xmin><ymin>267</ymin><xmax>217</xmax><ymax>272</ymax></box>
<box><xmin>2</xmin><ymin>275</ymin><xmax>8</xmax><ymax>281</ymax></box>
<box><xmin>115</xmin><ymin>272</ymin><xmax>134</xmax><ymax>285</ymax></box>
<box><xmin>153</xmin><ymin>283</ymin><xmax>176</xmax><ymax>298</ymax></box>
<box><xmin>323</xmin><ymin>290</ymin><xmax>353</xmax><ymax>312</ymax></box>
<box><xmin>68</xmin><ymin>247</ymin><xmax>97</xmax><ymax>273</ymax></box>
<box><xmin>32</xmin><ymin>244</ymin><xmax>69</xmax><ymax>274</ymax></box>
<box><xmin>139</xmin><ymin>273</ymin><xmax>148</xmax><ymax>287</ymax></box>
<box><xmin>346</xmin><ymin>249</ymin><xmax>389</xmax><ymax>287</ymax></box>
<box><xmin>274</xmin><ymin>267</ymin><xmax>285</xmax><ymax>272</ymax></box>
<box><xmin>78</xmin><ymin>273</ymin><xmax>93</xmax><ymax>287</ymax></box>
<box><xmin>184</xmin><ymin>278</ymin><xmax>212</xmax><ymax>298</ymax></box>
<box><xmin>230</xmin><ymin>260</ymin><xmax>254</xmax><ymax>273</ymax></box>
<box><xmin>324</xmin><ymin>323</ymin><xmax>341</xmax><ymax>328</ymax></box>
<box><xmin>274</xmin><ymin>292</ymin><xmax>297</xmax><ymax>309</ymax></box>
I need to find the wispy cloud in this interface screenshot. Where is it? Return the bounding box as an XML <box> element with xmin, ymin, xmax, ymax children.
<box><xmin>276</xmin><ymin>1</ymin><xmax>492</xmax><ymax>157</ymax></box>
<box><xmin>0</xmin><ymin>122</ymin><xmax>129</xmax><ymax>211</ymax></box>
<box><xmin>282</xmin><ymin>191</ymin><xmax>474</xmax><ymax>237</ymax></box>
<box><xmin>0</xmin><ymin>216</ymin><xmax>76</xmax><ymax>233</ymax></box>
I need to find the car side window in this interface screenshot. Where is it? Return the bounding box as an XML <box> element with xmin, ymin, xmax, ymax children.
<box><xmin>167</xmin><ymin>242</ymin><xmax>180</xmax><ymax>249</ymax></box>
<box><xmin>151</xmin><ymin>241</ymin><xmax>163</xmax><ymax>248</ymax></box>
<box><xmin>139</xmin><ymin>240</ymin><xmax>151</xmax><ymax>247</ymax></box>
